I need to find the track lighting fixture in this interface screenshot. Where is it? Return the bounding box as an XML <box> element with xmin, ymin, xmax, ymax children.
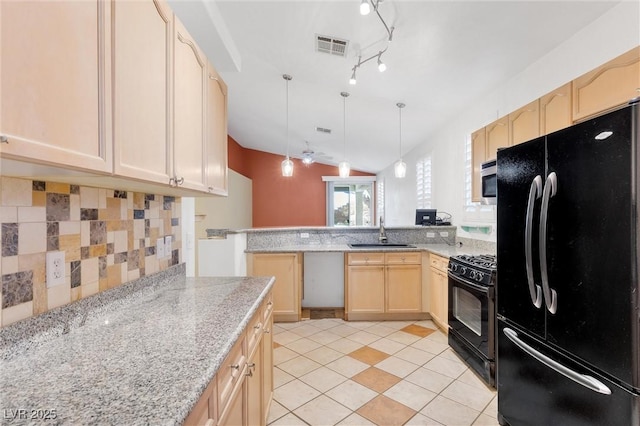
<box><xmin>360</xmin><ymin>0</ymin><xmax>371</xmax><ymax>15</ymax></box>
<box><xmin>281</xmin><ymin>74</ymin><xmax>294</xmax><ymax>177</ymax></box>
<box><xmin>377</xmin><ymin>54</ymin><xmax>386</xmax><ymax>72</ymax></box>
<box><xmin>349</xmin><ymin>0</ymin><xmax>395</xmax><ymax>84</ymax></box>
<box><xmin>349</xmin><ymin>69</ymin><xmax>357</xmax><ymax>85</ymax></box>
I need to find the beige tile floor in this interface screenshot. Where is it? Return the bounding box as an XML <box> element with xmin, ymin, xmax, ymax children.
<box><xmin>268</xmin><ymin>318</ymin><xmax>499</xmax><ymax>426</ymax></box>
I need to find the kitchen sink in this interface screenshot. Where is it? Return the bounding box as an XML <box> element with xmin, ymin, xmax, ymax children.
<box><xmin>348</xmin><ymin>243</ymin><xmax>416</xmax><ymax>248</ymax></box>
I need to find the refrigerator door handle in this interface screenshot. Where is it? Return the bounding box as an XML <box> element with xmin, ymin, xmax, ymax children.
<box><xmin>525</xmin><ymin>175</ymin><xmax>543</xmax><ymax>308</ymax></box>
<box><xmin>504</xmin><ymin>327</ymin><xmax>612</xmax><ymax>395</ymax></box>
<box><xmin>539</xmin><ymin>172</ymin><xmax>558</xmax><ymax>314</ymax></box>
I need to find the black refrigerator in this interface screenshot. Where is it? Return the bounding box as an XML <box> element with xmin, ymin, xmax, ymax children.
<box><xmin>496</xmin><ymin>101</ymin><xmax>640</xmax><ymax>425</ymax></box>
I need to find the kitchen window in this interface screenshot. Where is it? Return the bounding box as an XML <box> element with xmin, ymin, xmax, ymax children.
<box><xmin>416</xmin><ymin>156</ymin><xmax>432</xmax><ymax>208</ymax></box>
<box><xmin>377</xmin><ymin>178</ymin><xmax>384</xmax><ymax>226</ymax></box>
<box><xmin>323</xmin><ymin>176</ymin><xmax>376</xmax><ymax>227</ymax></box>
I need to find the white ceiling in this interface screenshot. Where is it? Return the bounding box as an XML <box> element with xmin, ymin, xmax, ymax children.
<box><xmin>170</xmin><ymin>0</ymin><xmax>620</xmax><ymax>174</ymax></box>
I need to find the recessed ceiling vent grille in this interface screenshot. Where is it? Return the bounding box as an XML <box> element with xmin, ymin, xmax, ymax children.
<box><xmin>316</xmin><ymin>127</ymin><xmax>332</xmax><ymax>134</ymax></box>
<box><xmin>316</xmin><ymin>35</ymin><xmax>348</xmax><ymax>57</ymax></box>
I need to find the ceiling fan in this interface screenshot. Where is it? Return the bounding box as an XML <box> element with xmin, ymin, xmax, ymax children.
<box><xmin>298</xmin><ymin>141</ymin><xmax>332</xmax><ymax>165</ymax></box>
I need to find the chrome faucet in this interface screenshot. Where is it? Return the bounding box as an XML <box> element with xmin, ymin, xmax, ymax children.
<box><xmin>379</xmin><ymin>216</ymin><xmax>388</xmax><ymax>243</ymax></box>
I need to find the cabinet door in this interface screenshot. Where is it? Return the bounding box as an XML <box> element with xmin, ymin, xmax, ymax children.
<box><xmin>539</xmin><ymin>82</ymin><xmax>572</xmax><ymax>135</ymax></box>
<box><xmin>471</xmin><ymin>128</ymin><xmax>487</xmax><ymax>203</ymax></box>
<box><xmin>218</xmin><ymin>384</ymin><xmax>244</xmax><ymax>426</ymax></box>
<box><xmin>206</xmin><ymin>63</ymin><xmax>229</xmax><ymax>195</ymax></box>
<box><xmin>173</xmin><ymin>18</ymin><xmax>207</xmax><ymax>191</ymax></box>
<box><xmin>485</xmin><ymin>116</ymin><xmax>510</xmax><ymax>160</ymax></box>
<box><xmin>386</xmin><ymin>265</ymin><xmax>422</xmax><ymax>313</ymax></box>
<box><xmin>429</xmin><ymin>268</ymin><xmax>447</xmax><ymax>330</ymax></box>
<box><xmin>572</xmin><ymin>47</ymin><xmax>640</xmax><ymax>121</ymax></box>
<box><xmin>347</xmin><ymin>266</ymin><xmax>385</xmax><ymax>314</ymax></box>
<box><xmin>246</xmin><ymin>339</ymin><xmax>262</xmax><ymax>426</ymax></box>
<box><xmin>509</xmin><ymin>100</ymin><xmax>539</xmax><ymax>146</ymax></box>
<box><xmin>113</xmin><ymin>0</ymin><xmax>172</xmax><ymax>184</ymax></box>
<box><xmin>0</xmin><ymin>0</ymin><xmax>111</xmax><ymax>172</ymax></box>
<box><xmin>251</xmin><ymin>254</ymin><xmax>300</xmax><ymax>322</ymax></box>
<box><xmin>262</xmin><ymin>311</ymin><xmax>273</xmax><ymax>426</ymax></box>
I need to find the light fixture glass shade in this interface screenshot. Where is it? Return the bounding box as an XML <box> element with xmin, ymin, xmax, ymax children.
<box><xmin>377</xmin><ymin>56</ymin><xmax>386</xmax><ymax>72</ymax></box>
<box><xmin>394</xmin><ymin>159</ymin><xmax>406</xmax><ymax>178</ymax></box>
<box><xmin>339</xmin><ymin>161</ymin><xmax>351</xmax><ymax>178</ymax></box>
<box><xmin>360</xmin><ymin>0</ymin><xmax>371</xmax><ymax>15</ymax></box>
<box><xmin>282</xmin><ymin>157</ymin><xmax>294</xmax><ymax>177</ymax></box>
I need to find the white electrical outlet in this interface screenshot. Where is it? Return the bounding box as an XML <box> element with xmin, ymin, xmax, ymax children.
<box><xmin>439</xmin><ymin>231</ymin><xmax>449</xmax><ymax>237</ymax></box>
<box><xmin>164</xmin><ymin>235</ymin><xmax>172</xmax><ymax>258</ymax></box>
<box><xmin>156</xmin><ymin>238</ymin><xmax>165</xmax><ymax>259</ymax></box>
<box><xmin>427</xmin><ymin>232</ymin><xmax>435</xmax><ymax>238</ymax></box>
<box><xmin>300</xmin><ymin>232</ymin><xmax>310</xmax><ymax>239</ymax></box>
<box><xmin>46</xmin><ymin>251</ymin><xmax>65</xmax><ymax>288</ymax></box>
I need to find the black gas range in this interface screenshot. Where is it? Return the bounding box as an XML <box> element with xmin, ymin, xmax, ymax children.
<box><xmin>447</xmin><ymin>254</ymin><xmax>497</xmax><ymax>387</ymax></box>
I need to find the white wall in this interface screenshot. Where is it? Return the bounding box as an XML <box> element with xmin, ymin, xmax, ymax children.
<box><xmin>378</xmin><ymin>1</ymin><xmax>640</xmax><ymax>242</ymax></box>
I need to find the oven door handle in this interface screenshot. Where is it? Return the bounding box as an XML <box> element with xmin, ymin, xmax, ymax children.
<box><xmin>504</xmin><ymin>327</ymin><xmax>611</xmax><ymax>395</ymax></box>
<box><xmin>539</xmin><ymin>172</ymin><xmax>558</xmax><ymax>314</ymax></box>
<box><xmin>525</xmin><ymin>175</ymin><xmax>543</xmax><ymax>309</ymax></box>
<box><xmin>447</xmin><ymin>272</ymin><xmax>491</xmax><ymax>294</ymax></box>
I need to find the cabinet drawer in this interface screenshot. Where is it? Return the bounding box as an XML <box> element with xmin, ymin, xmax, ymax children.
<box><xmin>247</xmin><ymin>310</ymin><xmax>263</xmax><ymax>359</ymax></box>
<box><xmin>429</xmin><ymin>254</ymin><xmax>449</xmax><ymax>272</ymax></box>
<box><xmin>385</xmin><ymin>252</ymin><xmax>421</xmax><ymax>265</ymax></box>
<box><xmin>347</xmin><ymin>252</ymin><xmax>385</xmax><ymax>265</ymax></box>
<box><xmin>217</xmin><ymin>335</ymin><xmax>246</xmax><ymax>412</ymax></box>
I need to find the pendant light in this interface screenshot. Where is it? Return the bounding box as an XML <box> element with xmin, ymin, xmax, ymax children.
<box><xmin>394</xmin><ymin>102</ymin><xmax>407</xmax><ymax>178</ymax></box>
<box><xmin>339</xmin><ymin>92</ymin><xmax>351</xmax><ymax>178</ymax></box>
<box><xmin>281</xmin><ymin>74</ymin><xmax>294</xmax><ymax>177</ymax></box>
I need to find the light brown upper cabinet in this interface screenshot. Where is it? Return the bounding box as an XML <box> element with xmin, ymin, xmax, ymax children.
<box><xmin>509</xmin><ymin>100</ymin><xmax>540</xmax><ymax>146</ymax></box>
<box><xmin>485</xmin><ymin>116</ymin><xmax>510</xmax><ymax>161</ymax></box>
<box><xmin>471</xmin><ymin>129</ymin><xmax>487</xmax><ymax>203</ymax></box>
<box><xmin>572</xmin><ymin>46</ymin><xmax>640</xmax><ymax>121</ymax></box>
<box><xmin>173</xmin><ymin>18</ymin><xmax>208</xmax><ymax>192</ymax></box>
<box><xmin>0</xmin><ymin>0</ymin><xmax>112</xmax><ymax>173</ymax></box>
<box><xmin>206</xmin><ymin>63</ymin><xmax>229</xmax><ymax>195</ymax></box>
<box><xmin>539</xmin><ymin>82</ymin><xmax>572</xmax><ymax>135</ymax></box>
<box><xmin>113</xmin><ymin>0</ymin><xmax>173</xmax><ymax>184</ymax></box>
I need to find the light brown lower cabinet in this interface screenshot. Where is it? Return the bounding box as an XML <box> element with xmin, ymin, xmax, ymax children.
<box><xmin>345</xmin><ymin>252</ymin><xmax>426</xmax><ymax>321</ymax></box>
<box><xmin>183</xmin><ymin>290</ymin><xmax>273</xmax><ymax>426</ymax></box>
<box><xmin>248</xmin><ymin>253</ymin><xmax>301</xmax><ymax>322</ymax></box>
<box><xmin>428</xmin><ymin>254</ymin><xmax>449</xmax><ymax>333</ymax></box>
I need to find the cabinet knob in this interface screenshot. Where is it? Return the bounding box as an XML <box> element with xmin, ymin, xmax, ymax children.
<box><xmin>230</xmin><ymin>364</ymin><xmax>240</xmax><ymax>370</ymax></box>
<box><xmin>254</xmin><ymin>323</ymin><xmax>262</xmax><ymax>330</ymax></box>
<box><xmin>0</xmin><ymin>135</ymin><xmax>7</xmax><ymax>144</ymax></box>
<box><xmin>264</xmin><ymin>328</ymin><xmax>271</xmax><ymax>334</ymax></box>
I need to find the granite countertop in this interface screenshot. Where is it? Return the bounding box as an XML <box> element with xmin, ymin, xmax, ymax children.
<box><xmin>0</xmin><ymin>267</ymin><xmax>274</xmax><ymax>425</ymax></box>
<box><xmin>245</xmin><ymin>243</ymin><xmax>492</xmax><ymax>258</ymax></box>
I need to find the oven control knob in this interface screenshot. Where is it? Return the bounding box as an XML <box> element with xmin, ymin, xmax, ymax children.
<box><xmin>460</xmin><ymin>267</ymin><xmax>467</xmax><ymax>275</ymax></box>
<box><xmin>469</xmin><ymin>270</ymin><xmax>476</xmax><ymax>279</ymax></box>
<box><xmin>477</xmin><ymin>272</ymin><xmax>484</xmax><ymax>282</ymax></box>
<box><xmin>451</xmin><ymin>264</ymin><xmax>458</xmax><ymax>272</ymax></box>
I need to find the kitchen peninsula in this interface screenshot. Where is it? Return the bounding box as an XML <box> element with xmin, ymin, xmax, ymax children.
<box><xmin>200</xmin><ymin>226</ymin><xmax>495</xmax><ymax>327</ymax></box>
<box><xmin>0</xmin><ymin>265</ymin><xmax>274</xmax><ymax>425</ymax></box>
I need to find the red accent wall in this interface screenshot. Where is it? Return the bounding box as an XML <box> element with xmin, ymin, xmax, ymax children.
<box><xmin>227</xmin><ymin>139</ymin><xmax>375</xmax><ymax>227</ymax></box>
<box><xmin>227</xmin><ymin>136</ymin><xmax>251</xmax><ymax>178</ymax></box>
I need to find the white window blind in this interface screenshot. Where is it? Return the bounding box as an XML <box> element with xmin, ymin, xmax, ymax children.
<box><xmin>416</xmin><ymin>156</ymin><xmax>432</xmax><ymax>208</ymax></box>
<box><xmin>376</xmin><ymin>179</ymin><xmax>384</xmax><ymax>223</ymax></box>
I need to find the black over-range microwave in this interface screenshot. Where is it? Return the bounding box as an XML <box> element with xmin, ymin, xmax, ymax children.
<box><xmin>481</xmin><ymin>159</ymin><xmax>497</xmax><ymax>205</ymax></box>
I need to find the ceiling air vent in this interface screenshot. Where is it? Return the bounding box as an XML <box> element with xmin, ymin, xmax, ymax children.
<box><xmin>316</xmin><ymin>127</ymin><xmax>332</xmax><ymax>134</ymax></box>
<box><xmin>316</xmin><ymin>35</ymin><xmax>348</xmax><ymax>57</ymax></box>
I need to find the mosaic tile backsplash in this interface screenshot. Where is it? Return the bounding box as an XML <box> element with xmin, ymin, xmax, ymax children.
<box><xmin>0</xmin><ymin>177</ymin><xmax>181</xmax><ymax>327</ymax></box>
